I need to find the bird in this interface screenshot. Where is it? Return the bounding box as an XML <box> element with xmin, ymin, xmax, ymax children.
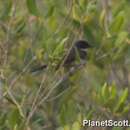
<box><xmin>62</xmin><ymin>40</ymin><xmax>91</xmax><ymax>68</ymax></box>
<box><xmin>30</xmin><ymin>40</ymin><xmax>92</xmax><ymax>128</ymax></box>
<box><xmin>31</xmin><ymin>40</ymin><xmax>91</xmax><ymax>72</ymax></box>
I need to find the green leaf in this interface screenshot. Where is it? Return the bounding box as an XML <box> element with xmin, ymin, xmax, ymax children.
<box><xmin>104</xmin><ymin>84</ymin><xmax>117</xmax><ymax>109</ymax></box>
<box><xmin>110</xmin><ymin>84</ymin><xmax>117</xmax><ymax>99</ymax></box>
<box><xmin>84</xmin><ymin>25</ymin><xmax>94</xmax><ymax>43</ymax></box>
<box><xmin>48</xmin><ymin>15</ymin><xmax>58</xmax><ymax>31</ymax></box>
<box><xmin>0</xmin><ymin>0</ymin><xmax>12</xmax><ymax>20</ymax></box>
<box><xmin>115</xmin><ymin>31</ymin><xmax>128</xmax><ymax>46</ymax></box>
<box><xmin>72</xmin><ymin>121</ymin><xmax>81</xmax><ymax>130</ymax></box>
<box><xmin>59</xmin><ymin>100</ymin><xmax>77</xmax><ymax>125</ymax></box>
<box><xmin>79</xmin><ymin>0</ymin><xmax>87</xmax><ymax>11</ymax></box>
<box><xmin>87</xmin><ymin>1</ymin><xmax>96</xmax><ymax>13</ymax></box>
<box><xmin>99</xmin><ymin>9</ymin><xmax>106</xmax><ymax>29</ymax></box>
<box><xmin>114</xmin><ymin>88</ymin><xmax>128</xmax><ymax>113</ymax></box>
<box><xmin>72</xmin><ymin>19</ymin><xmax>81</xmax><ymax>28</ymax></box>
<box><xmin>46</xmin><ymin>5</ymin><xmax>55</xmax><ymax>18</ymax></box>
<box><xmin>121</xmin><ymin>104</ymin><xmax>130</xmax><ymax>115</ymax></box>
<box><xmin>13</xmin><ymin>18</ymin><xmax>26</xmax><ymax>36</ymax></box>
<box><xmin>64</xmin><ymin>125</ymin><xmax>70</xmax><ymax>130</ymax></box>
<box><xmin>57</xmin><ymin>127</ymin><xmax>64</xmax><ymax>130</ymax></box>
<box><xmin>110</xmin><ymin>11</ymin><xmax>125</xmax><ymax>33</ymax></box>
<box><xmin>86</xmin><ymin>109</ymin><xmax>93</xmax><ymax>120</ymax></box>
<box><xmin>60</xmin><ymin>105</ymin><xmax>67</xmax><ymax>125</ymax></box>
<box><xmin>101</xmin><ymin>83</ymin><xmax>109</xmax><ymax>102</ymax></box>
<box><xmin>0</xmin><ymin>113</ymin><xmax>6</xmax><ymax>126</ymax></box>
<box><xmin>72</xmin><ymin>4</ymin><xmax>81</xmax><ymax>21</ymax></box>
<box><xmin>52</xmin><ymin>37</ymin><xmax>68</xmax><ymax>58</ymax></box>
<box><xmin>7</xmin><ymin>108</ymin><xmax>21</xmax><ymax>129</ymax></box>
<box><xmin>26</xmin><ymin>0</ymin><xmax>39</xmax><ymax>16</ymax></box>
<box><xmin>112</xmin><ymin>44</ymin><xmax>128</xmax><ymax>61</ymax></box>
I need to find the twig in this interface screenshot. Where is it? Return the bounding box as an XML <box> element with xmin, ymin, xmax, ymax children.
<box><xmin>5</xmin><ymin>87</ymin><xmax>25</xmax><ymax>118</ymax></box>
<box><xmin>3</xmin><ymin>56</ymin><xmax>36</xmax><ymax>97</ymax></box>
<box><xmin>46</xmin><ymin>87</ymin><xmax>69</xmax><ymax>102</ymax></box>
<box><xmin>30</xmin><ymin>73</ymin><xmax>47</xmax><ymax>115</ymax></box>
<box><xmin>26</xmin><ymin>63</ymin><xmax>85</xmax><ymax>125</ymax></box>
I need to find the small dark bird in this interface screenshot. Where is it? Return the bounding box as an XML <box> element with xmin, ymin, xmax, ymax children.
<box><xmin>31</xmin><ymin>40</ymin><xmax>91</xmax><ymax>72</ymax></box>
<box><xmin>62</xmin><ymin>40</ymin><xmax>91</xmax><ymax>68</ymax></box>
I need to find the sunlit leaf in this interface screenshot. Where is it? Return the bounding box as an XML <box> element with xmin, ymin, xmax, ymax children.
<box><xmin>114</xmin><ymin>88</ymin><xmax>128</xmax><ymax>113</ymax></box>
<box><xmin>52</xmin><ymin>37</ymin><xmax>68</xmax><ymax>58</ymax></box>
<box><xmin>104</xmin><ymin>84</ymin><xmax>117</xmax><ymax>110</ymax></box>
<box><xmin>7</xmin><ymin>108</ymin><xmax>21</xmax><ymax>129</ymax></box>
<box><xmin>110</xmin><ymin>84</ymin><xmax>117</xmax><ymax>99</ymax></box>
<box><xmin>72</xmin><ymin>4</ymin><xmax>81</xmax><ymax>22</ymax></box>
<box><xmin>86</xmin><ymin>109</ymin><xmax>93</xmax><ymax>120</ymax></box>
<box><xmin>72</xmin><ymin>121</ymin><xmax>81</xmax><ymax>130</ymax></box>
<box><xmin>79</xmin><ymin>0</ymin><xmax>87</xmax><ymax>10</ymax></box>
<box><xmin>64</xmin><ymin>125</ymin><xmax>70</xmax><ymax>130</ymax></box>
<box><xmin>121</xmin><ymin>104</ymin><xmax>130</xmax><ymax>115</ymax></box>
<box><xmin>110</xmin><ymin>11</ymin><xmax>125</xmax><ymax>33</ymax></box>
<box><xmin>87</xmin><ymin>1</ymin><xmax>96</xmax><ymax>13</ymax></box>
<box><xmin>48</xmin><ymin>16</ymin><xmax>58</xmax><ymax>31</ymax></box>
<box><xmin>99</xmin><ymin>9</ymin><xmax>106</xmax><ymax>29</ymax></box>
<box><xmin>101</xmin><ymin>83</ymin><xmax>109</xmax><ymax>102</ymax></box>
<box><xmin>115</xmin><ymin>31</ymin><xmax>128</xmax><ymax>46</ymax></box>
<box><xmin>26</xmin><ymin>0</ymin><xmax>39</xmax><ymax>16</ymax></box>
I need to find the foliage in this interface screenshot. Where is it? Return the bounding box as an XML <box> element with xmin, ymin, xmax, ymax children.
<box><xmin>0</xmin><ymin>0</ymin><xmax>130</xmax><ymax>130</ymax></box>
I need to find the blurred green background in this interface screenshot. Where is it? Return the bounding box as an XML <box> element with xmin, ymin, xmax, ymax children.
<box><xmin>0</xmin><ymin>0</ymin><xmax>130</xmax><ymax>130</ymax></box>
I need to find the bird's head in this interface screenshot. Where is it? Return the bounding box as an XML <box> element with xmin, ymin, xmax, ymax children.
<box><xmin>75</xmin><ymin>40</ymin><xmax>92</xmax><ymax>50</ymax></box>
<box><xmin>74</xmin><ymin>40</ymin><xmax>92</xmax><ymax>61</ymax></box>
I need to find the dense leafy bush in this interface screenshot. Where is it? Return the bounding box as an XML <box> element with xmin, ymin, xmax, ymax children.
<box><xmin>0</xmin><ymin>0</ymin><xmax>130</xmax><ymax>130</ymax></box>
